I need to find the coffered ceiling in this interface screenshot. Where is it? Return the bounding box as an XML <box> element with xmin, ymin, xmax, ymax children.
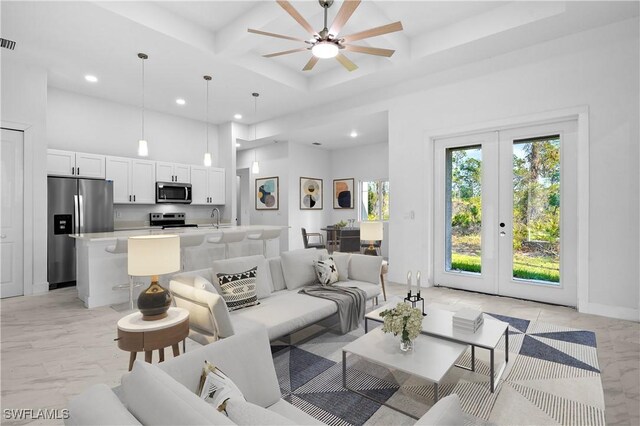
<box><xmin>1</xmin><ymin>1</ymin><xmax>637</xmax><ymax>129</ymax></box>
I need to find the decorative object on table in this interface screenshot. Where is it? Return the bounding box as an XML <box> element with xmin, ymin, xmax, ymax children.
<box><xmin>128</xmin><ymin>235</ymin><xmax>180</xmax><ymax>320</ymax></box>
<box><xmin>360</xmin><ymin>221</ymin><xmax>383</xmax><ymax>255</ymax></box>
<box><xmin>452</xmin><ymin>308</ymin><xmax>484</xmax><ymax>333</ymax></box>
<box><xmin>333</xmin><ymin>178</ymin><xmax>354</xmax><ymax>209</ymax></box>
<box><xmin>379</xmin><ymin>302</ymin><xmax>424</xmax><ymax>352</ymax></box>
<box><xmin>255</xmin><ymin>176</ymin><xmax>279</xmax><ymax>210</ymax></box>
<box><xmin>405</xmin><ymin>270</ymin><xmax>426</xmax><ymax>316</ymax></box>
<box><xmin>300</xmin><ymin>177</ymin><xmax>323</xmax><ymax>210</ymax></box>
<box><xmin>334</xmin><ymin>220</ymin><xmax>348</xmax><ymax>229</ymax></box>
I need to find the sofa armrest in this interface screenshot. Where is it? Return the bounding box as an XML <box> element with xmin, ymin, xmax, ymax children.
<box><xmin>169</xmin><ymin>280</ymin><xmax>235</xmax><ymax>339</ymax></box>
<box><xmin>348</xmin><ymin>254</ymin><xmax>383</xmax><ymax>285</ymax></box>
<box><xmin>66</xmin><ymin>384</ymin><xmax>141</xmax><ymax>426</ymax></box>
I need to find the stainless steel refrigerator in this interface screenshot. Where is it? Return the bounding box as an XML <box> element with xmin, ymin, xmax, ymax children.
<box><xmin>47</xmin><ymin>177</ymin><xmax>114</xmax><ymax>286</ymax></box>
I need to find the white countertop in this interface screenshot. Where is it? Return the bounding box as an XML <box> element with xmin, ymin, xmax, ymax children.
<box><xmin>70</xmin><ymin>224</ymin><xmax>288</xmax><ymax>241</ymax></box>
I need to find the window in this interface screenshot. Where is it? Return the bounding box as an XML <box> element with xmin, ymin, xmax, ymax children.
<box><xmin>360</xmin><ymin>180</ymin><xmax>389</xmax><ymax>221</ymax></box>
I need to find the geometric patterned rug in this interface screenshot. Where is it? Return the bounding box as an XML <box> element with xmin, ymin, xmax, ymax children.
<box><xmin>271</xmin><ymin>312</ymin><xmax>604</xmax><ymax>425</ymax></box>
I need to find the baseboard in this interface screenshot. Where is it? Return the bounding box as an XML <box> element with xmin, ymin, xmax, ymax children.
<box><xmin>581</xmin><ymin>302</ymin><xmax>639</xmax><ymax>322</ymax></box>
<box><xmin>31</xmin><ymin>282</ymin><xmax>49</xmax><ymax>295</ymax></box>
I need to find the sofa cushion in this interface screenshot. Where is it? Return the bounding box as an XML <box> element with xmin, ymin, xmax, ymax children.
<box><xmin>415</xmin><ymin>394</ymin><xmax>466</xmax><ymax>426</ymax></box>
<box><xmin>122</xmin><ymin>360</ymin><xmax>235</xmax><ymax>425</ymax></box>
<box><xmin>230</xmin><ymin>291</ymin><xmax>336</xmax><ymax>341</ymax></box>
<box><xmin>327</xmin><ymin>252</ymin><xmax>351</xmax><ymax>281</ymax></box>
<box><xmin>334</xmin><ymin>280</ymin><xmax>381</xmax><ymax>299</ymax></box>
<box><xmin>194</xmin><ymin>275</ymin><xmax>217</xmax><ymax>293</ymax></box>
<box><xmin>348</xmin><ymin>254</ymin><xmax>383</xmax><ymax>284</ymax></box>
<box><xmin>225</xmin><ymin>400</ymin><xmax>296</xmax><ymax>425</ymax></box>
<box><xmin>267</xmin><ymin>400</ymin><xmax>324</xmax><ymax>425</ymax></box>
<box><xmin>217</xmin><ymin>268</ymin><xmax>259</xmax><ymax>311</ymax></box>
<box><xmin>212</xmin><ymin>256</ymin><xmax>273</xmax><ymax>300</ymax></box>
<box><xmin>267</xmin><ymin>257</ymin><xmax>286</xmax><ymax>291</ymax></box>
<box><xmin>158</xmin><ymin>325</ymin><xmax>282</xmax><ymax>409</ymax></box>
<box><xmin>66</xmin><ymin>383</ymin><xmax>141</xmax><ymax>426</ymax></box>
<box><xmin>313</xmin><ymin>258</ymin><xmax>339</xmax><ymax>285</ymax></box>
<box><xmin>280</xmin><ymin>248</ymin><xmax>327</xmax><ymax>290</ymax></box>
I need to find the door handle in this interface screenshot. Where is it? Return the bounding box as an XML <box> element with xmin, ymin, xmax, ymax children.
<box><xmin>185</xmin><ymin>187</ymin><xmax>188</xmax><ymax>201</ymax></box>
<box><xmin>71</xmin><ymin>167</ymin><xmax>75</xmax><ymax>175</ymax></box>
<box><xmin>133</xmin><ymin>195</ymin><xmax>136</xmax><ymax>202</ymax></box>
<box><xmin>74</xmin><ymin>195</ymin><xmax>80</xmax><ymax>233</ymax></box>
<box><xmin>78</xmin><ymin>195</ymin><xmax>84</xmax><ymax>232</ymax></box>
<box><xmin>129</xmin><ymin>195</ymin><xmax>132</xmax><ymax>202</ymax></box>
<box><xmin>77</xmin><ymin>167</ymin><xmax>80</xmax><ymax>175</ymax></box>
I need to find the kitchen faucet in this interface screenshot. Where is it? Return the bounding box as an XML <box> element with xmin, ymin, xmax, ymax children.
<box><xmin>211</xmin><ymin>208</ymin><xmax>220</xmax><ymax>227</ymax></box>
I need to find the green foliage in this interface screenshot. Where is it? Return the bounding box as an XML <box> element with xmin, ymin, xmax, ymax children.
<box><xmin>451</xmin><ymin>252</ymin><xmax>559</xmax><ymax>283</ymax></box>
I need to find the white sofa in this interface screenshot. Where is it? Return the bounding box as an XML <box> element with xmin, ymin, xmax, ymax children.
<box><xmin>169</xmin><ymin>248</ymin><xmax>383</xmax><ymax>343</ymax></box>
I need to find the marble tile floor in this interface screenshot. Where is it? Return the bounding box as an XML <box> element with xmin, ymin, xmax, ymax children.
<box><xmin>1</xmin><ymin>284</ymin><xmax>638</xmax><ymax>425</ymax></box>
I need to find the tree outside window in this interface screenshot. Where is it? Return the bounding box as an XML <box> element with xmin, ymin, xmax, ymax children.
<box><xmin>360</xmin><ymin>180</ymin><xmax>389</xmax><ymax>221</ymax></box>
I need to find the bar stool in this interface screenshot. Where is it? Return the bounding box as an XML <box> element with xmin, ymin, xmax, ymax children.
<box><xmin>180</xmin><ymin>235</ymin><xmax>205</xmax><ymax>271</ymax></box>
<box><xmin>246</xmin><ymin>228</ymin><xmax>281</xmax><ymax>257</ymax></box>
<box><xmin>107</xmin><ymin>238</ymin><xmax>137</xmax><ymax>310</ymax></box>
<box><xmin>206</xmin><ymin>230</ymin><xmax>247</xmax><ymax>259</ymax></box>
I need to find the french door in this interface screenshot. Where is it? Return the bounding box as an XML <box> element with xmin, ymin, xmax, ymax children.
<box><xmin>434</xmin><ymin>121</ymin><xmax>577</xmax><ymax>307</ymax></box>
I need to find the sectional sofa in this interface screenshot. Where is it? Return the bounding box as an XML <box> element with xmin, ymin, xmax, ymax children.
<box><xmin>169</xmin><ymin>248</ymin><xmax>384</xmax><ymax>343</ymax></box>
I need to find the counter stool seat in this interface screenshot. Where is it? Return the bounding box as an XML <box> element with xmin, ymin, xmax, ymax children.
<box><xmin>247</xmin><ymin>228</ymin><xmax>281</xmax><ymax>257</ymax></box>
<box><xmin>206</xmin><ymin>230</ymin><xmax>247</xmax><ymax>258</ymax></box>
<box><xmin>106</xmin><ymin>238</ymin><xmax>140</xmax><ymax>311</ymax></box>
<box><xmin>179</xmin><ymin>235</ymin><xmax>205</xmax><ymax>271</ymax></box>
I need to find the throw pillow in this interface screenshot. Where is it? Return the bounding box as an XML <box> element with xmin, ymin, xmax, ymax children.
<box><xmin>216</xmin><ymin>267</ymin><xmax>259</xmax><ymax>311</ymax></box>
<box><xmin>314</xmin><ymin>257</ymin><xmax>339</xmax><ymax>285</ymax></box>
<box><xmin>225</xmin><ymin>400</ymin><xmax>296</xmax><ymax>425</ymax></box>
<box><xmin>324</xmin><ymin>252</ymin><xmax>350</xmax><ymax>281</ymax></box>
<box><xmin>194</xmin><ymin>275</ymin><xmax>217</xmax><ymax>293</ymax></box>
<box><xmin>212</xmin><ymin>256</ymin><xmax>273</xmax><ymax>299</ymax></box>
<box><xmin>197</xmin><ymin>360</ymin><xmax>245</xmax><ymax>411</ymax></box>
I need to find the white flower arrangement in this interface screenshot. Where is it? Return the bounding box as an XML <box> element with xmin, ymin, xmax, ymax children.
<box><xmin>380</xmin><ymin>302</ymin><xmax>423</xmax><ymax>342</ymax></box>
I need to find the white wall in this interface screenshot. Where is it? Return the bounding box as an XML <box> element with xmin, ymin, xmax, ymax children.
<box><xmin>329</xmin><ymin>142</ymin><xmax>390</xmax><ymax>258</ymax></box>
<box><xmin>1</xmin><ymin>59</ymin><xmax>49</xmax><ymax>294</ymax></box>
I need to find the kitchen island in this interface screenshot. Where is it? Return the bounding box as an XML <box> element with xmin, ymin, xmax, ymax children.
<box><xmin>70</xmin><ymin>225</ymin><xmax>286</xmax><ymax>308</ymax></box>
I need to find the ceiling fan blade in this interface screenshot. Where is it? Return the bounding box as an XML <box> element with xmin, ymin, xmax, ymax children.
<box><xmin>248</xmin><ymin>28</ymin><xmax>307</xmax><ymax>42</ymax></box>
<box><xmin>344</xmin><ymin>44</ymin><xmax>395</xmax><ymax>57</ymax></box>
<box><xmin>276</xmin><ymin>0</ymin><xmax>318</xmax><ymax>36</ymax></box>
<box><xmin>335</xmin><ymin>53</ymin><xmax>358</xmax><ymax>72</ymax></box>
<box><xmin>263</xmin><ymin>47</ymin><xmax>309</xmax><ymax>58</ymax></box>
<box><xmin>328</xmin><ymin>0</ymin><xmax>361</xmax><ymax>37</ymax></box>
<box><xmin>341</xmin><ymin>21</ymin><xmax>403</xmax><ymax>43</ymax></box>
<box><xmin>302</xmin><ymin>56</ymin><xmax>319</xmax><ymax>71</ymax></box>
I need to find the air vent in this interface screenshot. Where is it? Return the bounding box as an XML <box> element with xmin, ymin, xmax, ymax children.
<box><xmin>312</xmin><ymin>142</ymin><xmax>322</xmax><ymax>146</ymax></box>
<box><xmin>1</xmin><ymin>38</ymin><xmax>16</xmax><ymax>50</ymax></box>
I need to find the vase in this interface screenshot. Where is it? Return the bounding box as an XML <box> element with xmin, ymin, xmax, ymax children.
<box><xmin>400</xmin><ymin>338</ymin><xmax>413</xmax><ymax>352</ymax></box>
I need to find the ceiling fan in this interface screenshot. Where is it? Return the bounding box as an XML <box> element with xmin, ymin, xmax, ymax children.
<box><xmin>248</xmin><ymin>0</ymin><xmax>403</xmax><ymax>72</ymax></box>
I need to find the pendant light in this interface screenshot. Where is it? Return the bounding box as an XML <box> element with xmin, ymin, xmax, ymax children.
<box><xmin>251</xmin><ymin>92</ymin><xmax>260</xmax><ymax>174</ymax></box>
<box><xmin>137</xmin><ymin>53</ymin><xmax>149</xmax><ymax>157</ymax></box>
<box><xmin>203</xmin><ymin>75</ymin><xmax>212</xmax><ymax>167</ymax></box>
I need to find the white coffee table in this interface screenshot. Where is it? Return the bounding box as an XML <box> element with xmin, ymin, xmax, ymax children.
<box><xmin>342</xmin><ymin>328</ymin><xmax>467</xmax><ymax>419</ymax></box>
<box><xmin>365</xmin><ymin>303</ymin><xmax>509</xmax><ymax>392</ymax></box>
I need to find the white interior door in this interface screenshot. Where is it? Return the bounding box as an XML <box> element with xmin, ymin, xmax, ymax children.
<box><xmin>1</xmin><ymin>129</ymin><xmax>24</xmax><ymax>298</ymax></box>
<box><xmin>434</xmin><ymin>120</ymin><xmax>578</xmax><ymax>307</ymax></box>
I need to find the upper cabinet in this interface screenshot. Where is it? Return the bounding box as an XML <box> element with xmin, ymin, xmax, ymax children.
<box><xmin>190</xmin><ymin>166</ymin><xmax>226</xmax><ymax>205</ymax></box>
<box><xmin>47</xmin><ymin>149</ymin><xmax>105</xmax><ymax>179</ymax></box>
<box><xmin>156</xmin><ymin>162</ymin><xmax>190</xmax><ymax>183</ymax></box>
<box><xmin>106</xmin><ymin>156</ymin><xmax>156</xmax><ymax>204</ymax></box>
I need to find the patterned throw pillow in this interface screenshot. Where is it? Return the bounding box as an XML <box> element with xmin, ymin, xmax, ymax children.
<box><xmin>216</xmin><ymin>267</ymin><xmax>259</xmax><ymax>311</ymax></box>
<box><xmin>313</xmin><ymin>257</ymin><xmax>339</xmax><ymax>285</ymax></box>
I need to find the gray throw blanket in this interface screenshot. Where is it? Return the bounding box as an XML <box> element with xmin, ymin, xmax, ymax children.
<box><xmin>298</xmin><ymin>285</ymin><xmax>367</xmax><ymax>333</ymax></box>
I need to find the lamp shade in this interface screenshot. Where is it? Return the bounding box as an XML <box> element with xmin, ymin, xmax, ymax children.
<box><xmin>128</xmin><ymin>235</ymin><xmax>180</xmax><ymax>276</ymax></box>
<box><xmin>360</xmin><ymin>222</ymin><xmax>383</xmax><ymax>241</ymax></box>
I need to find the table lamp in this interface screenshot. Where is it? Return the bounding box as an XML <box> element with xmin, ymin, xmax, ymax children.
<box><xmin>128</xmin><ymin>235</ymin><xmax>180</xmax><ymax>321</ymax></box>
<box><xmin>360</xmin><ymin>222</ymin><xmax>383</xmax><ymax>256</ymax></box>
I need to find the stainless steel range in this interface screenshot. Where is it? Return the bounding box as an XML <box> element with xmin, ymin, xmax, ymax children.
<box><xmin>149</xmin><ymin>212</ymin><xmax>198</xmax><ymax>229</ymax></box>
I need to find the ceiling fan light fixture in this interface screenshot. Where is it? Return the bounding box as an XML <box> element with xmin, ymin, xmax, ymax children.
<box><xmin>312</xmin><ymin>41</ymin><xmax>339</xmax><ymax>59</ymax></box>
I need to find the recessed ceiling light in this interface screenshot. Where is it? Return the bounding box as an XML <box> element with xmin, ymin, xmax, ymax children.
<box><xmin>312</xmin><ymin>142</ymin><xmax>322</xmax><ymax>146</ymax></box>
<box><xmin>234</xmin><ymin>114</ymin><xmax>242</xmax><ymax>119</ymax></box>
<box><xmin>235</xmin><ymin>143</ymin><xmax>241</xmax><ymax>148</ymax></box>
<box><xmin>176</xmin><ymin>98</ymin><xmax>186</xmax><ymax>105</ymax></box>
<box><xmin>84</xmin><ymin>75</ymin><xmax>98</xmax><ymax>83</ymax></box>
<box><xmin>350</xmin><ymin>131</ymin><xmax>358</xmax><ymax>138</ymax></box>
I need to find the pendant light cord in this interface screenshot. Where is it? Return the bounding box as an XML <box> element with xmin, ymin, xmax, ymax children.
<box><xmin>141</xmin><ymin>57</ymin><xmax>145</xmax><ymax>140</ymax></box>
<box><xmin>206</xmin><ymin>78</ymin><xmax>209</xmax><ymax>153</ymax></box>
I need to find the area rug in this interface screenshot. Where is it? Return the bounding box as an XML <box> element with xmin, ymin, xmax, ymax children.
<box><xmin>270</xmin><ymin>312</ymin><xmax>605</xmax><ymax>426</ymax></box>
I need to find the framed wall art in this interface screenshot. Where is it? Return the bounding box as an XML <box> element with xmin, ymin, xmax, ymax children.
<box><xmin>300</xmin><ymin>177</ymin><xmax>323</xmax><ymax>210</ymax></box>
<box><xmin>333</xmin><ymin>178</ymin><xmax>354</xmax><ymax>209</ymax></box>
<box><xmin>255</xmin><ymin>176</ymin><xmax>279</xmax><ymax>210</ymax></box>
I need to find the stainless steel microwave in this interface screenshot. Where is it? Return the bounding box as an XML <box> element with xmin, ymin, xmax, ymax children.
<box><xmin>156</xmin><ymin>182</ymin><xmax>192</xmax><ymax>204</ymax></box>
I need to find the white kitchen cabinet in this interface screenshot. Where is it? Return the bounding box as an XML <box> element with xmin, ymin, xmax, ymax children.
<box><xmin>106</xmin><ymin>156</ymin><xmax>156</xmax><ymax>204</ymax></box>
<box><xmin>190</xmin><ymin>166</ymin><xmax>225</xmax><ymax>205</ymax></box>
<box><xmin>47</xmin><ymin>149</ymin><xmax>105</xmax><ymax>179</ymax></box>
<box><xmin>156</xmin><ymin>162</ymin><xmax>190</xmax><ymax>183</ymax></box>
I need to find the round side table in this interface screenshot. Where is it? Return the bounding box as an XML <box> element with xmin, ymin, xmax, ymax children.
<box><xmin>116</xmin><ymin>307</ymin><xmax>189</xmax><ymax>371</ymax></box>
